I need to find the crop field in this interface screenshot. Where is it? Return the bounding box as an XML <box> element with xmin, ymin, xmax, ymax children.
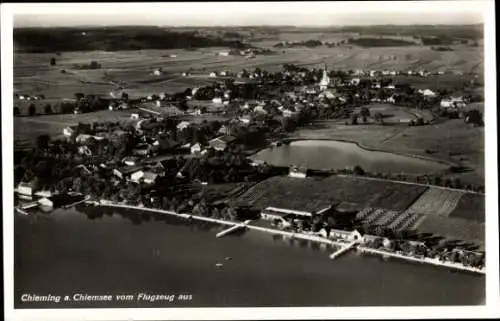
<box><xmin>355</xmin><ymin>207</ymin><xmax>424</xmax><ymax>233</ymax></box>
<box><xmin>14</xmin><ymin>110</ymin><xmax>134</xmax><ymax>149</ymax></box>
<box><xmin>416</xmin><ymin>215</ymin><xmax>485</xmax><ymax>249</ymax></box>
<box><xmin>367</xmin><ymin>183</ymin><xmax>427</xmax><ymax>211</ymax></box>
<box><xmin>234</xmin><ymin>175</ymin><xmax>427</xmax><ymax>213</ymax></box>
<box><xmin>449</xmin><ymin>193</ymin><xmax>485</xmax><ymax>223</ymax></box>
<box><xmin>406</xmin><ymin>188</ymin><xmax>465</xmax><ymax>217</ymax></box>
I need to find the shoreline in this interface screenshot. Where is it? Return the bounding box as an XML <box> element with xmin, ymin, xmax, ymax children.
<box><xmin>358</xmin><ymin>246</ymin><xmax>486</xmax><ymax>275</ymax></box>
<box><xmin>88</xmin><ymin>200</ymin><xmax>485</xmax><ymax>275</ymax></box>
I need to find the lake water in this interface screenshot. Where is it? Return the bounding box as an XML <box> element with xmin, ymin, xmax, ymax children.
<box><xmin>14</xmin><ymin>206</ymin><xmax>484</xmax><ymax>308</ymax></box>
<box><xmin>252</xmin><ymin>140</ymin><xmax>449</xmax><ymax>175</ymax></box>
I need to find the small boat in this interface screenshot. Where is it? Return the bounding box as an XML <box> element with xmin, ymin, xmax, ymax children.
<box><xmin>215</xmin><ymin>263</ymin><xmax>224</xmax><ymax>267</ymax></box>
<box><xmin>224</xmin><ymin>256</ymin><xmax>232</xmax><ymax>261</ymax></box>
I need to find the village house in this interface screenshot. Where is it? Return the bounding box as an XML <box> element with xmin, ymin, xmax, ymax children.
<box><xmin>419</xmin><ymin>89</ymin><xmax>437</xmax><ymax>98</ymax></box>
<box><xmin>350</xmin><ymin>78</ymin><xmax>361</xmax><ymax>86</ymax></box>
<box><xmin>113</xmin><ymin>165</ymin><xmax>143</xmax><ymax>180</ymax></box>
<box><xmin>219</xmin><ymin>51</ymin><xmax>229</xmax><ymax>56</ymax></box>
<box><xmin>130</xmin><ymin>170</ymin><xmax>158</xmax><ymax>184</ymax></box>
<box><xmin>212</xmin><ymin>97</ymin><xmax>223</xmax><ymax>104</ymax></box>
<box><xmin>386</xmin><ymin>96</ymin><xmax>396</xmax><ymax>104</ymax></box>
<box><xmin>209</xmin><ymin>135</ymin><xmax>236</xmax><ymax>151</ymax></box>
<box><xmin>318</xmin><ymin>228</ymin><xmax>362</xmax><ymax>242</ymax></box>
<box><xmin>63</xmin><ymin>126</ymin><xmax>76</xmax><ymax>137</ymax></box>
<box><xmin>78</xmin><ymin>145</ymin><xmax>92</xmax><ymax>156</ymax></box>
<box><xmin>122</xmin><ymin>156</ymin><xmax>139</xmax><ymax>167</ymax></box>
<box><xmin>132</xmin><ymin>144</ymin><xmax>151</xmax><ymax>157</ymax></box>
<box><xmin>176</xmin><ymin>121</ymin><xmax>191</xmax><ymax>131</ymax></box>
<box><xmin>441</xmin><ymin>97</ymin><xmax>467</xmax><ymax>108</ymax></box>
<box><xmin>209</xmin><ymin>71</ymin><xmax>218</xmax><ymax>78</ymax></box>
<box><xmin>239</xmin><ymin>115</ymin><xmax>252</xmax><ymax>124</ymax></box>
<box><xmin>190</xmin><ymin>143</ymin><xmax>202</xmax><ymax>154</ymax></box>
<box><xmin>289</xmin><ymin>165</ymin><xmax>307</xmax><ymax>178</ymax></box>
<box><xmin>253</xmin><ymin>105</ymin><xmax>268</xmax><ymax>115</ymax></box>
<box><xmin>218</xmin><ymin>125</ymin><xmax>231</xmax><ymax>136</ymax></box>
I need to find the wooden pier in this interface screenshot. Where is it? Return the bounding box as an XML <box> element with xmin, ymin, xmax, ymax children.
<box><xmin>216</xmin><ymin>220</ymin><xmax>251</xmax><ymax>238</ymax></box>
<box><xmin>329</xmin><ymin>241</ymin><xmax>359</xmax><ymax>259</ymax></box>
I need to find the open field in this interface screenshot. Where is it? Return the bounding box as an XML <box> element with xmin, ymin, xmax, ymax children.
<box><xmin>14</xmin><ymin>39</ymin><xmax>482</xmax><ymax>101</ymax></box>
<box><xmin>14</xmin><ymin>110</ymin><xmax>133</xmax><ymax>149</ymax></box>
<box><xmin>416</xmin><ymin>215</ymin><xmax>485</xmax><ymax>250</ymax></box>
<box><xmin>449</xmin><ymin>193</ymin><xmax>485</xmax><ymax>223</ymax></box>
<box><xmin>235</xmin><ymin>175</ymin><xmax>427</xmax><ymax>213</ymax></box>
<box><xmin>406</xmin><ymin>188</ymin><xmax>465</xmax><ymax>217</ymax></box>
<box><xmin>358</xmin><ymin>103</ymin><xmax>434</xmax><ymax>124</ymax></box>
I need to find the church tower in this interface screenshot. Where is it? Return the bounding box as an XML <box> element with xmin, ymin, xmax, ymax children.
<box><xmin>319</xmin><ymin>63</ymin><xmax>330</xmax><ymax>91</ymax></box>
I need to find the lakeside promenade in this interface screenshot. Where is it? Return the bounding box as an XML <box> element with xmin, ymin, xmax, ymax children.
<box><xmin>85</xmin><ymin>200</ymin><xmax>485</xmax><ymax>275</ymax></box>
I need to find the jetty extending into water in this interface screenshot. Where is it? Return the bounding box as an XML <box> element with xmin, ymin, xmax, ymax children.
<box><xmin>62</xmin><ymin>196</ymin><xmax>91</xmax><ymax>209</ymax></box>
<box><xmin>216</xmin><ymin>220</ymin><xmax>252</xmax><ymax>238</ymax></box>
<box><xmin>330</xmin><ymin>241</ymin><xmax>359</xmax><ymax>259</ymax></box>
<box><xmin>88</xmin><ymin>200</ymin><xmax>485</xmax><ymax>275</ymax></box>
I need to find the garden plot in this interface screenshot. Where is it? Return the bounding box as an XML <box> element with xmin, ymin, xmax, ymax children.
<box><xmin>406</xmin><ymin>188</ymin><xmax>465</xmax><ymax>217</ymax></box>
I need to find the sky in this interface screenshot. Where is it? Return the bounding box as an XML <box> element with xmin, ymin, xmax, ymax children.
<box><xmin>10</xmin><ymin>1</ymin><xmax>485</xmax><ymax>27</ymax></box>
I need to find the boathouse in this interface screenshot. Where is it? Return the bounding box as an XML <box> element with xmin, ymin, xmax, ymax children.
<box><xmin>17</xmin><ymin>182</ymin><xmax>34</xmax><ymax>196</ymax></box>
<box><xmin>260</xmin><ymin>205</ymin><xmax>332</xmax><ymax>221</ymax></box>
<box><xmin>319</xmin><ymin>228</ymin><xmax>362</xmax><ymax>242</ymax></box>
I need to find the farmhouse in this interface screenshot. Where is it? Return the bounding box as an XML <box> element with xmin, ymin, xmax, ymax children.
<box><xmin>209</xmin><ymin>135</ymin><xmax>236</xmax><ymax>151</ymax></box>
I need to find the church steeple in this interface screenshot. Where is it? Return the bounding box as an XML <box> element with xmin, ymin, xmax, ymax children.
<box><xmin>319</xmin><ymin>62</ymin><xmax>330</xmax><ymax>90</ymax></box>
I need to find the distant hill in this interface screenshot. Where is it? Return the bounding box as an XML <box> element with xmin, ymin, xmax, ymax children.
<box><xmin>14</xmin><ymin>26</ymin><xmax>252</xmax><ymax>53</ymax></box>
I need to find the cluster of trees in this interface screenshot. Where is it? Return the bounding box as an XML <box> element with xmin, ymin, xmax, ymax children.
<box><xmin>274</xmin><ymin>39</ymin><xmax>323</xmax><ymax>48</ymax></box>
<box><xmin>347</xmin><ymin>37</ymin><xmax>416</xmax><ymax>47</ymax></box>
<box><xmin>431</xmin><ymin>46</ymin><xmax>454</xmax><ymax>52</ymax></box>
<box><xmin>14</xmin><ymin>26</ymin><xmax>252</xmax><ymax>53</ymax></box>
